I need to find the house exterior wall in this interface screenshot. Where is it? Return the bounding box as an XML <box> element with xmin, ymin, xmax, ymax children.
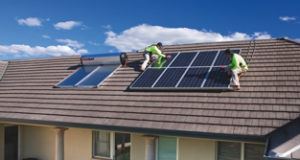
<box><xmin>0</xmin><ymin>124</ymin><xmax>4</xmax><ymax>160</ymax></box>
<box><xmin>0</xmin><ymin>123</ymin><xmax>264</xmax><ymax>160</ymax></box>
<box><xmin>64</xmin><ymin>128</ymin><xmax>92</xmax><ymax>160</ymax></box>
<box><xmin>179</xmin><ymin>137</ymin><xmax>215</xmax><ymax>160</ymax></box>
<box><xmin>131</xmin><ymin>134</ymin><xmax>146</xmax><ymax>160</ymax></box>
<box><xmin>21</xmin><ymin>125</ymin><xmax>55</xmax><ymax>160</ymax></box>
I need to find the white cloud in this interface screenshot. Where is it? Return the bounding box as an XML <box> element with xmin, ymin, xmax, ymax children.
<box><xmin>104</xmin><ymin>24</ymin><xmax>272</xmax><ymax>51</ymax></box>
<box><xmin>17</xmin><ymin>17</ymin><xmax>42</xmax><ymax>27</ymax></box>
<box><xmin>54</xmin><ymin>21</ymin><xmax>81</xmax><ymax>30</ymax></box>
<box><xmin>56</xmin><ymin>39</ymin><xmax>84</xmax><ymax>49</ymax></box>
<box><xmin>279</xmin><ymin>16</ymin><xmax>296</xmax><ymax>22</ymax></box>
<box><xmin>42</xmin><ymin>35</ymin><xmax>51</xmax><ymax>39</ymax></box>
<box><xmin>0</xmin><ymin>44</ymin><xmax>88</xmax><ymax>59</ymax></box>
<box><xmin>88</xmin><ymin>41</ymin><xmax>101</xmax><ymax>46</ymax></box>
<box><xmin>102</xmin><ymin>24</ymin><xmax>112</xmax><ymax>30</ymax></box>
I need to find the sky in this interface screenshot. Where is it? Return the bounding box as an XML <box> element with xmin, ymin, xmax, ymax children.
<box><xmin>0</xmin><ymin>0</ymin><xmax>299</xmax><ymax>60</ymax></box>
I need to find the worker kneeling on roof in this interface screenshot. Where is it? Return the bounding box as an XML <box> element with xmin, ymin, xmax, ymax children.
<box><xmin>225</xmin><ymin>49</ymin><xmax>248</xmax><ymax>90</ymax></box>
<box><xmin>141</xmin><ymin>42</ymin><xmax>166</xmax><ymax>71</ymax></box>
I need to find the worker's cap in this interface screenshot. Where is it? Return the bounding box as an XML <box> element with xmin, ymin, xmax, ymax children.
<box><xmin>157</xmin><ymin>42</ymin><xmax>163</xmax><ymax>47</ymax></box>
<box><xmin>224</xmin><ymin>49</ymin><xmax>232</xmax><ymax>55</ymax></box>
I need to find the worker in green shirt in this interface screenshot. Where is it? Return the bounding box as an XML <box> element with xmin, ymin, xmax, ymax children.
<box><xmin>225</xmin><ymin>49</ymin><xmax>248</xmax><ymax>90</ymax></box>
<box><xmin>141</xmin><ymin>42</ymin><xmax>166</xmax><ymax>71</ymax></box>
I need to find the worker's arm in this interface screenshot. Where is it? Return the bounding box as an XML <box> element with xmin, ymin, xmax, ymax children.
<box><xmin>153</xmin><ymin>46</ymin><xmax>166</xmax><ymax>58</ymax></box>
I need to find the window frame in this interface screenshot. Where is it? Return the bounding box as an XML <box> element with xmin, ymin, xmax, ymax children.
<box><xmin>92</xmin><ymin>130</ymin><xmax>115</xmax><ymax>160</ymax></box>
<box><xmin>156</xmin><ymin>136</ymin><xmax>179</xmax><ymax>160</ymax></box>
<box><xmin>216</xmin><ymin>141</ymin><xmax>265</xmax><ymax>160</ymax></box>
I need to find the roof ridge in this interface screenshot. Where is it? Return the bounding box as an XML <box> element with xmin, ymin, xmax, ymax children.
<box><xmin>277</xmin><ymin>37</ymin><xmax>300</xmax><ymax>46</ymax></box>
<box><xmin>8</xmin><ymin>55</ymin><xmax>80</xmax><ymax>62</ymax></box>
<box><xmin>163</xmin><ymin>38</ymin><xmax>277</xmax><ymax>47</ymax></box>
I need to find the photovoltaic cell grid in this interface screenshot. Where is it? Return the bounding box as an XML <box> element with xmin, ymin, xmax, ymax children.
<box><xmin>130</xmin><ymin>49</ymin><xmax>240</xmax><ymax>90</ymax></box>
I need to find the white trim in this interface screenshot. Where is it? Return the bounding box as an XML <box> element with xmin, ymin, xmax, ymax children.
<box><xmin>241</xmin><ymin>142</ymin><xmax>245</xmax><ymax>160</ymax></box>
<box><xmin>111</xmin><ymin>132</ymin><xmax>115</xmax><ymax>159</ymax></box>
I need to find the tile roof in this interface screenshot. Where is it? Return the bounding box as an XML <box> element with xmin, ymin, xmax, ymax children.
<box><xmin>0</xmin><ymin>39</ymin><xmax>299</xmax><ymax>140</ymax></box>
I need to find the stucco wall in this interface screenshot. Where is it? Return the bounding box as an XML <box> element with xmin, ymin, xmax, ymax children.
<box><xmin>179</xmin><ymin>137</ymin><xmax>216</xmax><ymax>160</ymax></box>
<box><xmin>21</xmin><ymin>125</ymin><xmax>55</xmax><ymax>160</ymax></box>
<box><xmin>64</xmin><ymin>128</ymin><xmax>92</xmax><ymax>160</ymax></box>
<box><xmin>18</xmin><ymin>125</ymin><xmax>218</xmax><ymax>160</ymax></box>
<box><xmin>131</xmin><ymin>134</ymin><xmax>146</xmax><ymax>160</ymax></box>
<box><xmin>0</xmin><ymin>125</ymin><xmax>4</xmax><ymax>160</ymax></box>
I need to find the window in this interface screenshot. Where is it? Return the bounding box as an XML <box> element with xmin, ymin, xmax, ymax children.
<box><xmin>92</xmin><ymin>131</ymin><xmax>131</xmax><ymax>160</ymax></box>
<box><xmin>115</xmin><ymin>133</ymin><xmax>131</xmax><ymax>160</ymax></box>
<box><xmin>217</xmin><ymin>142</ymin><xmax>241</xmax><ymax>160</ymax></box>
<box><xmin>217</xmin><ymin>142</ymin><xmax>265</xmax><ymax>160</ymax></box>
<box><xmin>56</xmin><ymin>64</ymin><xmax>118</xmax><ymax>88</ymax></box>
<box><xmin>158</xmin><ymin>136</ymin><xmax>177</xmax><ymax>160</ymax></box>
<box><xmin>93</xmin><ymin>131</ymin><xmax>111</xmax><ymax>158</ymax></box>
<box><xmin>244</xmin><ymin>143</ymin><xmax>265</xmax><ymax>160</ymax></box>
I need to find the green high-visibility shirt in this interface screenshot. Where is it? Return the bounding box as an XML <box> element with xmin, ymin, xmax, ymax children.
<box><xmin>229</xmin><ymin>53</ymin><xmax>248</xmax><ymax>70</ymax></box>
<box><xmin>145</xmin><ymin>45</ymin><xmax>165</xmax><ymax>58</ymax></box>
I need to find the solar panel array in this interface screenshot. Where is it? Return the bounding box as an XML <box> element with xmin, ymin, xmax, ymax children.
<box><xmin>129</xmin><ymin>49</ymin><xmax>240</xmax><ymax>91</ymax></box>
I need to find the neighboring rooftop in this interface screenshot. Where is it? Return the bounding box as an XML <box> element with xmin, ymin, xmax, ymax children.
<box><xmin>0</xmin><ymin>38</ymin><xmax>299</xmax><ymax>141</ymax></box>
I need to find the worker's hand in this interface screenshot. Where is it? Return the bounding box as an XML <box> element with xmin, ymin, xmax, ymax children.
<box><xmin>165</xmin><ymin>54</ymin><xmax>171</xmax><ymax>59</ymax></box>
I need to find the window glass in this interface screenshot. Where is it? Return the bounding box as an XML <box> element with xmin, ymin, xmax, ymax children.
<box><xmin>158</xmin><ymin>136</ymin><xmax>177</xmax><ymax>160</ymax></box>
<box><xmin>217</xmin><ymin>142</ymin><xmax>241</xmax><ymax>160</ymax></box>
<box><xmin>93</xmin><ymin>131</ymin><xmax>111</xmax><ymax>158</ymax></box>
<box><xmin>245</xmin><ymin>143</ymin><xmax>265</xmax><ymax>160</ymax></box>
<box><xmin>115</xmin><ymin>133</ymin><xmax>131</xmax><ymax>160</ymax></box>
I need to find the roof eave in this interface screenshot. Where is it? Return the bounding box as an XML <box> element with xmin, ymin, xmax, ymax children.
<box><xmin>0</xmin><ymin>117</ymin><xmax>266</xmax><ymax>142</ymax></box>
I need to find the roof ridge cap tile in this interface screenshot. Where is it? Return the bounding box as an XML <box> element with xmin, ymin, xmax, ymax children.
<box><xmin>9</xmin><ymin>55</ymin><xmax>80</xmax><ymax>62</ymax></box>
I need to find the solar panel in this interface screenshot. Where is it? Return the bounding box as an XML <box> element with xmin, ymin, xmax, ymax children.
<box><xmin>170</xmin><ymin>52</ymin><xmax>197</xmax><ymax>67</ymax></box>
<box><xmin>191</xmin><ymin>51</ymin><xmax>217</xmax><ymax>66</ymax></box>
<box><xmin>203</xmin><ymin>67</ymin><xmax>231</xmax><ymax>87</ymax></box>
<box><xmin>76</xmin><ymin>65</ymin><xmax>118</xmax><ymax>88</ymax></box>
<box><xmin>130</xmin><ymin>49</ymin><xmax>241</xmax><ymax>91</ymax></box>
<box><xmin>57</xmin><ymin>64</ymin><xmax>119</xmax><ymax>88</ymax></box>
<box><xmin>131</xmin><ymin>68</ymin><xmax>165</xmax><ymax>88</ymax></box>
<box><xmin>177</xmin><ymin>67</ymin><xmax>209</xmax><ymax>87</ymax></box>
<box><xmin>154</xmin><ymin>68</ymin><xmax>186</xmax><ymax>87</ymax></box>
<box><xmin>214</xmin><ymin>49</ymin><xmax>240</xmax><ymax>66</ymax></box>
<box><xmin>151</xmin><ymin>53</ymin><xmax>178</xmax><ymax>68</ymax></box>
<box><xmin>57</xmin><ymin>66</ymin><xmax>97</xmax><ymax>88</ymax></box>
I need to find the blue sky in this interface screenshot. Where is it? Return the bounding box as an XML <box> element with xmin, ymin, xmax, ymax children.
<box><xmin>0</xmin><ymin>0</ymin><xmax>299</xmax><ymax>60</ymax></box>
